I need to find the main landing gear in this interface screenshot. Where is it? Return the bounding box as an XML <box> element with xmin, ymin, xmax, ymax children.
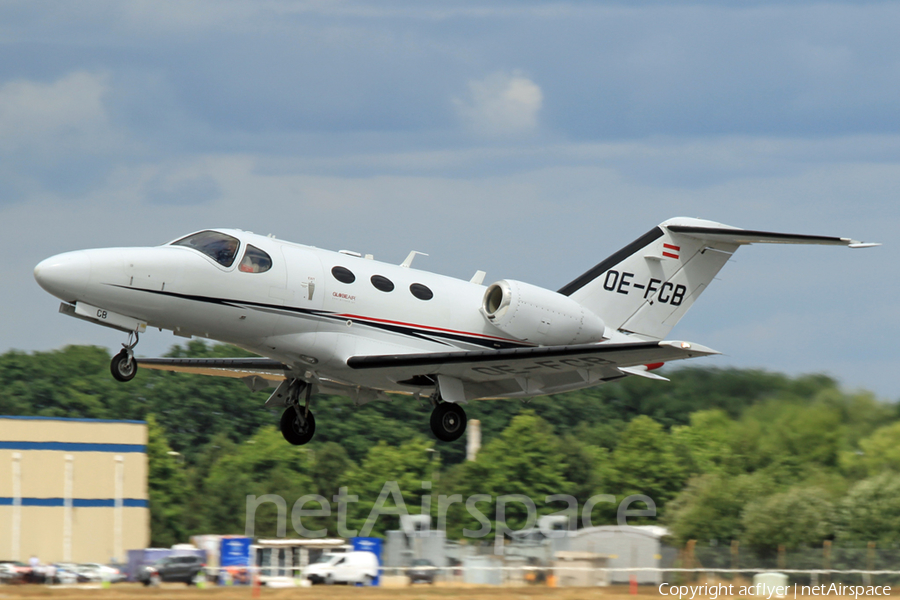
<box><xmin>430</xmin><ymin>400</ymin><xmax>467</xmax><ymax>442</ymax></box>
<box><xmin>110</xmin><ymin>332</ymin><xmax>139</xmax><ymax>382</ymax></box>
<box><xmin>280</xmin><ymin>379</ymin><xmax>316</xmax><ymax>445</ymax></box>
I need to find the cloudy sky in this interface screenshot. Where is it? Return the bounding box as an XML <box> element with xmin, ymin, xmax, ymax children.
<box><xmin>1</xmin><ymin>1</ymin><xmax>897</xmax><ymax>399</ymax></box>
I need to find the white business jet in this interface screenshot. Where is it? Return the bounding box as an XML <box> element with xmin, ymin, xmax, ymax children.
<box><xmin>33</xmin><ymin>217</ymin><xmax>877</xmax><ymax>445</ymax></box>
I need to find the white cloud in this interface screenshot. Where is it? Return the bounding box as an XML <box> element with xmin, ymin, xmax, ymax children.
<box><xmin>454</xmin><ymin>71</ymin><xmax>543</xmax><ymax>138</ymax></box>
<box><xmin>0</xmin><ymin>71</ymin><xmax>119</xmax><ymax>157</ymax></box>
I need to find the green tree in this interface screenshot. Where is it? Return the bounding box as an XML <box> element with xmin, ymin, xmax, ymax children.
<box><xmin>609</xmin><ymin>416</ymin><xmax>687</xmax><ymax>513</ymax></box>
<box><xmin>741</xmin><ymin>486</ymin><xmax>834</xmax><ymax>553</ymax></box>
<box><xmin>344</xmin><ymin>438</ymin><xmax>436</xmax><ymax>536</ymax></box>
<box><xmin>834</xmin><ymin>474</ymin><xmax>900</xmax><ymax>545</ymax></box>
<box><xmin>840</xmin><ymin>421</ymin><xmax>900</xmax><ymax>478</ymax></box>
<box><xmin>146</xmin><ymin>414</ymin><xmax>190</xmax><ymax>546</ymax></box>
<box><xmin>665</xmin><ymin>472</ymin><xmax>773</xmax><ymax>546</ymax></box>
<box><xmin>201</xmin><ymin>426</ymin><xmax>316</xmax><ymax>538</ymax></box>
<box><xmin>445</xmin><ymin>412</ymin><xmax>576</xmax><ymax>538</ymax></box>
<box><xmin>672</xmin><ymin>410</ymin><xmax>739</xmax><ymax>476</ymax></box>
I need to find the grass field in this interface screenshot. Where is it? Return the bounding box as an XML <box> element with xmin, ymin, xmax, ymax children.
<box><xmin>0</xmin><ymin>583</ymin><xmax>894</xmax><ymax>600</ymax></box>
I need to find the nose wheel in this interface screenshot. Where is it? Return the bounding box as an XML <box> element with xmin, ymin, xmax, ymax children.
<box><xmin>110</xmin><ymin>332</ymin><xmax>139</xmax><ymax>382</ymax></box>
<box><xmin>430</xmin><ymin>402</ymin><xmax>467</xmax><ymax>442</ymax></box>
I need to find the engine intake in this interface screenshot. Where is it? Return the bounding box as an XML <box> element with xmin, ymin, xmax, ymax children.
<box><xmin>481</xmin><ymin>279</ymin><xmax>606</xmax><ymax>345</ymax></box>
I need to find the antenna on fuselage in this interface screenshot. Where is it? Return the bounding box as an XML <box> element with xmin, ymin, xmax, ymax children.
<box><xmin>400</xmin><ymin>251</ymin><xmax>429</xmax><ymax>268</ymax></box>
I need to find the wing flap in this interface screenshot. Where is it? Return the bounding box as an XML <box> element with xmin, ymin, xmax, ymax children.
<box><xmin>136</xmin><ymin>357</ymin><xmax>289</xmax><ymax>381</ymax></box>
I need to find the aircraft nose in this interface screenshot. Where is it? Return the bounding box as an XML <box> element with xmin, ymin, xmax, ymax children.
<box><xmin>34</xmin><ymin>251</ymin><xmax>92</xmax><ymax>302</ymax></box>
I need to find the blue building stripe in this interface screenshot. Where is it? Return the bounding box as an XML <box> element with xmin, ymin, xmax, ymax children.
<box><xmin>0</xmin><ymin>497</ymin><xmax>148</xmax><ymax>508</ymax></box>
<box><xmin>0</xmin><ymin>415</ymin><xmax>145</xmax><ymax>425</ymax></box>
<box><xmin>0</xmin><ymin>442</ymin><xmax>146</xmax><ymax>453</ymax></box>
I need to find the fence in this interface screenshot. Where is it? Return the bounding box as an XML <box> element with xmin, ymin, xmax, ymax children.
<box><xmin>236</xmin><ymin>565</ymin><xmax>900</xmax><ymax>588</ymax></box>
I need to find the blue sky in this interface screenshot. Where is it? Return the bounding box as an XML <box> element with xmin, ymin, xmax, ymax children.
<box><xmin>1</xmin><ymin>1</ymin><xmax>897</xmax><ymax>398</ymax></box>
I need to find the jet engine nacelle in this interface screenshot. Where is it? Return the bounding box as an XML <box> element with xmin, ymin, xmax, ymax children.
<box><xmin>481</xmin><ymin>279</ymin><xmax>606</xmax><ymax>345</ymax></box>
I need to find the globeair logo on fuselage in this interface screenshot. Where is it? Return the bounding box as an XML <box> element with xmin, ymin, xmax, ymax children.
<box><xmin>333</xmin><ymin>292</ymin><xmax>356</xmax><ymax>301</ymax></box>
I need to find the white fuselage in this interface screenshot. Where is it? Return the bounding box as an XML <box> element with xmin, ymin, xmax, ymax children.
<box><xmin>34</xmin><ymin>229</ymin><xmax>530</xmax><ymax>392</ymax></box>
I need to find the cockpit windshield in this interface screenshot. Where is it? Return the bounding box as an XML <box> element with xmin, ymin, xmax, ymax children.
<box><xmin>172</xmin><ymin>231</ymin><xmax>240</xmax><ymax>267</ymax></box>
<box><xmin>239</xmin><ymin>245</ymin><xmax>273</xmax><ymax>273</ymax></box>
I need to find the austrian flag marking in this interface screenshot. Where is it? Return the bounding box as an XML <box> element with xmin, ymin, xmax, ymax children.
<box><xmin>662</xmin><ymin>243</ymin><xmax>680</xmax><ymax>260</ymax></box>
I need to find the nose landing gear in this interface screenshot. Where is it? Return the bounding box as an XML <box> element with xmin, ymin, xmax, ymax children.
<box><xmin>110</xmin><ymin>332</ymin><xmax>139</xmax><ymax>382</ymax></box>
<box><xmin>430</xmin><ymin>400</ymin><xmax>467</xmax><ymax>442</ymax></box>
<box><xmin>280</xmin><ymin>379</ymin><xmax>316</xmax><ymax>445</ymax></box>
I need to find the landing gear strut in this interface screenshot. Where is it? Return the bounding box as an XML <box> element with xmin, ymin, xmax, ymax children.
<box><xmin>280</xmin><ymin>379</ymin><xmax>316</xmax><ymax>445</ymax></box>
<box><xmin>430</xmin><ymin>401</ymin><xmax>467</xmax><ymax>442</ymax></box>
<box><xmin>110</xmin><ymin>332</ymin><xmax>139</xmax><ymax>382</ymax></box>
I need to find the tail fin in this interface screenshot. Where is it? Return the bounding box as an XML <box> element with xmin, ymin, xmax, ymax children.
<box><xmin>558</xmin><ymin>217</ymin><xmax>876</xmax><ymax>340</ymax></box>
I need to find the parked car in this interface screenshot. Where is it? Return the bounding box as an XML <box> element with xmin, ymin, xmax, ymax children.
<box><xmin>0</xmin><ymin>562</ymin><xmax>24</xmax><ymax>584</ymax></box>
<box><xmin>77</xmin><ymin>563</ymin><xmax>126</xmax><ymax>583</ymax></box>
<box><xmin>52</xmin><ymin>563</ymin><xmax>88</xmax><ymax>584</ymax></box>
<box><xmin>138</xmin><ymin>555</ymin><xmax>206</xmax><ymax>586</ymax></box>
<box><xmin>0</xmin><ymin>561</ymin><xmax>30</xmax><ymax>584</ymax></box>
<box><xmin>407</xmin><ymin>558</ymin><xmax>436</xmax><ymax>584</ymax></box>
<box><xmin>304</xmin><ymin>551</ymin><xmax>378</xmax><ymax>586</ymax></box>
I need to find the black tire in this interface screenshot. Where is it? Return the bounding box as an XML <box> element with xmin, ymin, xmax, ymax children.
<box><xmin>430</xmin><ymin>402</ymin><xmax>466</xmax><ymax>442</ymax></box>
<box><xmin>280</xmin><ymin>407</ymin><xmax>316</xmax><ymax>445</ymax></box>
<box><xmin>110</xmin><ymin>350</ymin><xmax>137</xmax><ymax>382</ymax></box>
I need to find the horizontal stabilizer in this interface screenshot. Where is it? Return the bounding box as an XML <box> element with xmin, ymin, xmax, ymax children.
<box><xmin>666</xmin><ymin>224</ymin><xmax>879</xmax><ymax>247</ymax></box>
<box><xmin>618</xmin><ymin>365</ymin><xmax>670</xmax><ymax>381</ymax></box>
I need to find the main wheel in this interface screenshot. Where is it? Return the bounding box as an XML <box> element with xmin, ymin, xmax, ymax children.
<box><xmin>280</xmin><ymin>407</ymin><xmax>316</xmax><ymax>445</ymax></box>
<box><xmin>430</xmin><ymin>402</ymin><xmax>467</xmax><ymax>442</ymax></box>
<box><xmin>110</xmin><ymin>350</ymin><xmax>137</xmax><ymax>382</ymax></box>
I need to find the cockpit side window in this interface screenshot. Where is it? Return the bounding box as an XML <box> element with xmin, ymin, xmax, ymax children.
<box><xmin>239</xmin><ymin>245</ymin><xmax>273</xmax><ymax>273</ymax></box>
<box><xmin>172</xmin><ymin>231</ymin><xmax>240</xmax><ymax>267</ymax></box>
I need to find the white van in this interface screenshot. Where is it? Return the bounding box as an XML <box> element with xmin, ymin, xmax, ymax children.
<box><xmin>304</xmin><ymin>551</ymin><xmax>379</xmax><ymax>585</ymax></box>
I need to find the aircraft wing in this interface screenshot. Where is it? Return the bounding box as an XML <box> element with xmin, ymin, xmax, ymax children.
<box><xmin>136</xmin><ymin>357</ymin><xmax>289</xmax><ymax>381</ymax></box>
<box><xmin>347</xmin><ymin>340</ymin><xmax>718</xmax><ymax>400</ymax></box>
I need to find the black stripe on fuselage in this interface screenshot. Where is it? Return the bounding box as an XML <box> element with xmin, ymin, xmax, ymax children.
<box><xmin>557</xmin><ymin>227</ymin><xmax>665</xmax><ymax>296</ymax></box>
<box><xmin>106</xmin><ymin>284</ymin><xmax>527</xmax><ymax>350</ymax></box>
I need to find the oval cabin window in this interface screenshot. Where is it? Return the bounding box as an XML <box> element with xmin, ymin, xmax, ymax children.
<box><xmin>409</xmin><ymin>283</ymin><xmax>433</xmax><ymax>301</ymax></box>
<box><xmin>331</xmin><ymin>266</ymin><xmax>356</xmax><ymax>284</ymax></box>
<box><xmin>239</xmin><ymin>245</ymin><xmax>273</xmax><ymax>273</ymax></box>
<box><xmin>370</xmin><ymin>275</ymin><xmax>395</xmax><ymax>292</ymax></box>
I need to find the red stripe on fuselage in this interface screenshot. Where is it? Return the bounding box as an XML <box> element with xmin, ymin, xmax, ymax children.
<box><xmin>332</xmin><ymin>313</ymin><xmax>531</xmax><ymax>345</ymax></box>
<box><xmin>662</xmin><ymin>251</ymin><xmax>679</xmax><ymax>259</ymax></box>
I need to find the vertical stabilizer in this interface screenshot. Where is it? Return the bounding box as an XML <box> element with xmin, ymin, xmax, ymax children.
<box><xmin>559</xmin><ymin>218</ymin><xmax>739</xmax><ymax>340</ymax></box>
<box><xmin>558</xmin><ymin>217</ymin><xmax>875</xmax><ymax>341</ymax></box>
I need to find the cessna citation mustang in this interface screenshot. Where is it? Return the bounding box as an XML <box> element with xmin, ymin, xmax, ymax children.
<box><xmin>33</xmin><ymin>217</ymin><xmax>877</xmax><ymax>445</ymax></box>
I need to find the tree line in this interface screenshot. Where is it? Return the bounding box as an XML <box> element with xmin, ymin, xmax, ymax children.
<box><xmin>2</xmin><ymin>342</ymin><xmax>900</xmax><ymax>553</ymax></box>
